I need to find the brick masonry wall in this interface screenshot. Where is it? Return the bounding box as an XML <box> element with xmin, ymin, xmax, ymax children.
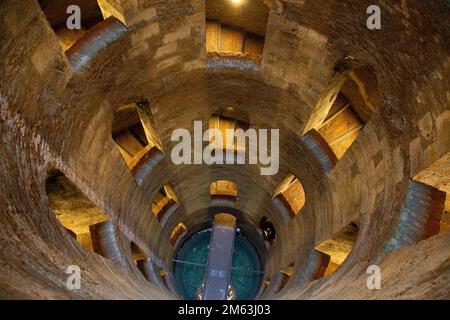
<box><xmin>0</xmin><ymin>0</ymin><xmax>449</xmax><ymax>299</ymax></box>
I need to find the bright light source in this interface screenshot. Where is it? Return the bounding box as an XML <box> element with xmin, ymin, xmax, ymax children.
<box><xmin>230</xmin><ymin>0</ymin><xmax>242</xmax><ymax>4</ymax></box>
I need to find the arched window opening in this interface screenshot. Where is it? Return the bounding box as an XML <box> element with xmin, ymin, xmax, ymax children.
<box><xmin>311</xmin><ymin>249</ymin><xmax>331</xmax><ymax>280</ymax></box>
<box><xmin>130</xmin><ymin>242</ymin><xmax>155</xmax><ymax>282</ymax></box>
<box><xmin>160</xmin><ymin>268</ymin><xmax>177</xmax><ymax>293</ymax></box>
<box><xmin>304</xmin><ymin>63</ymin><xmax>379</xmax><ymax>160</ymax></box>
<box><xmin>301</xmin><ymin>129</ymin><xmax>338</xmax><ymax>173</ymax></box>
<box><xmin>261</xmin><ymin>279</ymin><xmax>271</xmax><ymax>294</ymax></box>
<box><xmin>210</xmin><ymin>180</ymin><xmax>238</xmax><ymax>201</ymax></box>
<box><xmin>256</xmin><ymin>278</ymin><xmax>271</xmax><ymax>298</ymax></box>
<box><xmin>205</xmin><ymin>0</ymin><xmax>269</xmax><ymax>60</ymax></box>
<box><xmin>274</xmin><ymin>263</ymin><xmax>295</xmax><ymax>293</ymax></box>
<box><xmin>46</xmin><ymin>171</ymin><xmax>110</xmax><ymax>251</ymax></box>
<box><xmin>272</xmin><ymin>174</ymin><xmax>305</xmax><ymax>221</ymax></box>
<box><xmin>208</xmin><ymin>107</ymin><xmax>250</xmax><ymax>154</ymax></box>
<box><xmin>130</xmin><ymin>242</ymin><xmax>148</xmax><ymax>262</ymax></box>
<box><xmin>96</xmin><ymin>0</ymin><xmax>127</xmax><ymax>25</ymax></box>
<box><xmin>113</xmin><ymin>104</ymin><xmax>149</xmax><ymax>163</ymax></box>
<box><xmin>315</xmin><ymin>223</ymin><xmax>359</xmax><ymax>276</ymax></box>
<box><xmin>152</xmin><ymin>185</ymin><xmax>179</xmax><ymax>226</ymax></box>
<box><xmin>136</xmin><ymin>258</ymin><xmax>162</xmax><ymax>285</ymax></box>
<box><xmin>160</xmin><ymin>269</ymin><xmax>169</xmax><ymax>286</ymax></box>
<box><xmin>89</xmin><ymin>221</ymin><xmax>128</xmax><ymax>265</ymax></box>
<box><xmin>206</xmin><ymin>20</ymin><xmax>265</xmax><ymax>59</ymax></box>
<box><xmin>413</xmin><ymin>153</ymin><xmax>449</xmax><ymax>235</ymax></box>
<box><xmin>112</xmin><ymin>102</ymin><xmax>164</xmax><ymax>178</ymax></box>
<box><xmin>170</xmin><ymin>223</ymin><xmax>187</xmax><ymax>247</ymax></box>
<box><xmin>38</xmin><ymin>0</ymin><xmax>127</xmax><ymax>52</ymax></box>
<box><xmin>295</xmin><ymin>249</ymin><xmax>330</xmax><ymax>285</ymax></box>
<box><xmin>316</xmin><ymin>94</ymin><xmax>364</xmax><ymax>159</ymax></box>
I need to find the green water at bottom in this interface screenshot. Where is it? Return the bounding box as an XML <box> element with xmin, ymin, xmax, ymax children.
<box><xmin>174</xmin><ymin>229</ymin><xmax>262</xmax><ymax>300</ymax></box>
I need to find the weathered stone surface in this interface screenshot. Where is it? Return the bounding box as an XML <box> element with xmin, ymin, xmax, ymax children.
<box><xmin>0</xmin><ymin>0</ymin><xmax>449</xmax><ymax>300</ymax></box>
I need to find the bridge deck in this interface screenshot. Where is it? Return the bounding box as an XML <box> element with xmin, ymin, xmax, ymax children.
<box><xmin>203</xmin><ymin>214</ymin><xmax>237</xmax><ymax>300</ymax></box>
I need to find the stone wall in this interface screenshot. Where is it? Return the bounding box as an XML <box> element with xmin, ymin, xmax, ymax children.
<box><xmin>0</xmin><ymin>0</ymin><xmax>449</xmax><ymax>299</ymax></box>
